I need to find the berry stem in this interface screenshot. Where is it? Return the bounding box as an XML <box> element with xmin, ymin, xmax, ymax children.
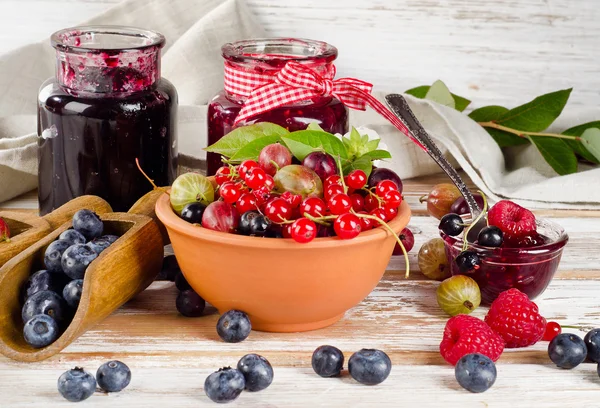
<box><xmin>461</xmin><ymin>190</ymin><xmax>488</xmax><ymax>251</ymax></box>
<box><xmin>561</xmin><ymin>324</ymin><xmax>596</xmax><ymax>332</ymax></box>
<box><xmin>335</xmin><ymin>156</ymin><xmax>349</xmax><ymax>193</ymax></box>
<box><xmin>303</xmin><ymin>213</ymin><xmax>333</xmax><ymax>226</ymax></box>
<box><xmin>478</xmin><ymin>122</ymin><xmax>581</xmax><ymax>141</ymax></box>
<box><xmin>136</xmin><ymin>158</ymin><xmax>170</xmax><ymax>195</ymax></box>
<box><xmin>419</xmin><ymin>194</ymin><xmax>428</xmax><ymax>203</ymax></box>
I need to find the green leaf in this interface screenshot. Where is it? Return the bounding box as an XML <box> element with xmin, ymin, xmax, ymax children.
<box><xmin>580</xmin><ymin>128</ymin><xmax>600</xmax><ymax>163</ymax></box>
<box><xmin>281</xmin><ymin>130</ymin><xmax>348</xmax><ymax>161</ymax></box>
<box><xmin>405</xmin><ymin>84</ymin><xmax>471</xmax><ymax>112</ymax></box>
<box><xmin>205</xmin><ymin>123</ymin><xmax>289</xmax><ymax>158</ymax></box>
<box><xmin>562</xmin><ymin>121</ymin><xmax>600</xmax><ymax>164</ymax></box>
<box><xmin>495</xmin><ymin>89</ymin><xmax>572</xmax><ymax>132</ymax></box>
<box><xmin>229</xmin><ymin>135</ymin><xmax>282</xmax><ymax>162</ymax></box>
<box><xmin>468</xmin><ymin>105</ymin><xmax>528</xmax><ymax>147</ymax></box>
<box><xmin>424</xmin><ymin>80</ymin><xmax>455</xmax><ymax>109</ymax></box>
<box><xmin>360</xmin><ymin>150</ymin><xmax>392</xmax><ymax>161</ymax></box>
<box><xmin>306</xmin><ymin>122</ymin><xmax>325</xmax><ymax>132</ymax></box>
<box><xmin>366</xmin><ymin>139</ymin><xmax>380</xmax><ymax>150</ymax></box>
<box><xmin>527</xmin><ymin>136</ymin><xmax>578</xmax><ymax>175</ymax></box>
<box><xmin>342</xmin><ymin>155</ymin><xmax>373</xmax><ymax>176</ymax></box>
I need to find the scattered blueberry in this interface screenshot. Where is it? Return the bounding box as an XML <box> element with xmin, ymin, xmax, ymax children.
<box><xmin>44</xmin><ymin>239</ymin><xmax>71</xmax><ymax>272</ymax></box>
<box><xmin>87</xmin><ymin>235</ymin><xmax>117</xmax><ymax>254</ymax></box>
<box><xmin>312</xmin><ymin>345</ymin><xmax>344</xmax><ymax>377</ymax></box>
<box><xmin>175</xmin><ymin>272</ymin><xmax>192</xmax><ymax>292</ymax></box>
<box><xmin>216</xmin><ymin>310</ymin><xmax>252</xmax><ymax>343</ymax></box>
<box><xmin>455</xmin><ymin>251</ymin><xmax>481</xmax><ymax>273</ymax></box>
<box><xmin>61</xmin><ymin>244</ymin><xmax>98</xmax><ymax>279</ymax></box>
<box><xmin>176</xmin><ymin>290</ymin><xmax>205</xmax><ymax>317</ymax></box>
<box><xmin>584</xmin><ymin>328</ymin><xmax>600</xmax><ymax>363</ymax></box>
<box><xmin>548</xmin><ymin>333</ymin><xmax>587</xmax><ymax>369</ymax></box>
<box><xmin>157</xmin><ymin>255</ymin><xmax>180</xmax><ymax>281</ymax></box>
<box><xmin>21</xmin><ymin>269</ymin><xmax>70</xmax><ymax>302</ymax></box>
<box><xmin>237</xmin><ymin>354</ymin><xmax>274</xmax><ymax>392</ymax></box>
<box><xmin>348</xmin><ymin>349</ymin><xmax>391</xmax><ymax>385</ymax></box>
<box><xmin>96</xmin><ymin>360</ymin><xmax>131</xmax><ymax>392</ymax></box>
<box><xmin>59</xmin><ymin>229</ymin><xmax>86</xmax><ymax>246</ymax></box>
<box><xmin>477</xmin><ymin>226</ymin><xmax>504</xmax><ymax>247</ymax></box>
<box><xmin>63</xmin><ymin>279</ymin><xmax>83</xmax><ymax>309</ymax></box>
<box><xmin>204</xmin><ymin>367</ymin><xmax>245</xmax><ymax>403</ymax></box>
<box><xmin>22</xmin><ymin>290</ymin><xmax>67</xmax><ymax>325</ymax></box>
<box><xmin>57</xmin><ymin>367</ymin><xmax>97</xmax><ymax>402</ymax></box>
<box><xmin>454</xmin><ymin>353</ymin><xmax>496</xmax><ymax>393</ymax></box>
<box><xmin>181</xmin><ymin>202</ymin><xmax>206</xmax><ymax>224</ymax></box>
<box><xmin>439</xmin><ymin>213</ymin><xmax>464</xmax><ymax>236</ymax></box>
<box><xmin>72</xmin><ymin>209</ymin><xmax>104</xmax><ymax>240</ymax></box>
<box><xmin>23</xmin><ymin>314</ymin><xmax>59</xmax><ymax>348</ymax></box>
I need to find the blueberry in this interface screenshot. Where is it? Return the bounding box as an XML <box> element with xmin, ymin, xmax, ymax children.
<box><xmin>176</xmin><ymin>290</ymin><xmax>205</xmax><ymax>317</ymax></box>
<box><xmin>180</xmin><ymin>202</ymin><xmax>206</xmax><ymax>224</ymax></box>
<box><xmin>477</xmin><ymin>226</ymin><xmax>504</xmax><ymax>247</ymax></box>
<box><xmin>348</xmin><ymin>349</ymin><xmax>391</xmax><ymax>385</ymax></box>
<box><xmin>584</xmin><ymin>329</ymin><xmax>600</xmax><ymax>362</ymax></box>
<box><xmin>439</xmin><ymin>213</ymin><xmax>464</xmax><ymax>236</ymax></box>
<box><xmin>87</xmin><ymin>235</ymin><xmax>118</xmax><ymax>254</ymax></box>
<box><xmin>216</xmin><ymin>310</ymin><xmax>252</xmax><ymax>343</ymax></box>
<box><xmin>455</xmin><ymin>353</ymin><xmax>496</xmax><ymax>393</ymax></box>
<box><xmin>44</xmin><ymin>239</ymin><xmax>71</xmax><ymax>272</ymax></box>
<box><xmin>455</xmin><ymin>251</ymin><xmax>481</xmax><ymax>273</ymax></box>
<box><xmin>21</xmin><ymin>269</ymin><xmax>70</xmax><ymax>302</ymax></box>
<box><xmin>549</xmin><ymin>333</ymin><xmax>587</xmax><ymax>369</ymax></box>
<box><xmin>57</xmin><ymin>367</ymin><xmax>96</xmax><ymax>402</ymax></box>
<box><xmin>63</xmin><ymin>279</ymin><xmax>83</xmax><ymax>309</ymax></box>
<box><xmin>23</xmin><ymin>314</ymin><xmax>59</xmax><ymax>348</ymax></box>
<box><xmin>237</xmin><ymin>354</ymin><xmax>274</xmax><ymax>392</ymax></box>
<box><xmin>175</xmin><ymin>272</ymin><xmax>191</xmax><ymax>291</ymax></box>
<box><xmin>204</xmin><ymin>367</ymin><xmax>245</xmax><ymax>403</ymax></box>
<box><xmin>72</xmin><ymin>209</ymin><xmax>103</xmax><ymax>240</ymax></box>
<box><xmin>157</xmin><ymin>255</ymin><xmax>180</xmax><ymax>281</ymax></box>
<box><xmin>312</xmin><ymin>345</ymin><xmax>344</xmax><ymax>377</ymax></box>
<box><xmin>96</xmin><ymin>360</ymin><xmax>131</xmax><ymax>392</ymax></box>
<box><xmin>59</xmin><ymin>229</ymin><xmax>86</xmax><ymax>245</ymax></box>
<box><xmin>61</xmin><ymin>244</ymin><xmax>98</xmax><ymax>279</ymax></box>
<box><xmin>22</xmin><ymin>290</ymin><xmax>68</xmax><ymax>325</ymax></box>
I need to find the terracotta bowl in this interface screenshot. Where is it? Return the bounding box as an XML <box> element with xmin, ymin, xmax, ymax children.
<box><xmin>155</xmin><ymin>193</ymin><xmax>410</xmax><ymax>332</ymax></box>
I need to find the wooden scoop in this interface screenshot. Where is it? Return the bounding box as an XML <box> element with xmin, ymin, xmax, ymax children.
<box><xmin>0</xmin><ymin>196</ymin><xmax>113</xmax><ymax>268</ymax></box>
<box><xmin>0</xmin><ymin>192</ymin><xmax>164</xmax><ymax>362</ymax></box>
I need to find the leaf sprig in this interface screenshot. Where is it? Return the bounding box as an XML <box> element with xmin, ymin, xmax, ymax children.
<box><xmin>406</xmin><ymin>81</ymin><xmax>600</xmax><ymax>176</ymax></box>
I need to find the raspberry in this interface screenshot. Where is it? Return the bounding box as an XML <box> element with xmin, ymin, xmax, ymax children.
<box><xmin>440</xmin><ymin>315</ymin><xmax>505</xmax><ymax>366</ymax></box>
<box><xmin>484</xmin><ymin>288</ymin><xmax>547</xmax><ymax>348</ymax></box>
<box><xmin>487</xmin><ymin>200</ymin><xmax>536</xmax><ymax>242</ymax></box>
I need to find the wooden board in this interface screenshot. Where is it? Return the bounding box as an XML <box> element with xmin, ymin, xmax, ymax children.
<box><xmin>1</xmin><ymin>173</ymin><xmax>599</xmax><ymax>407</ymax></box>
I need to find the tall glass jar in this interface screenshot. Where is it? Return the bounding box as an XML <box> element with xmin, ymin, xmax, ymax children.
<box><xmin>207</xmin><ymin>38</ymin><xmax>349</xmax><ymax>175</ymax></box>
<box><xmin>38</xmin><ymin>26</ymin><xmax>178</xmax><ymax>214</ymax></box>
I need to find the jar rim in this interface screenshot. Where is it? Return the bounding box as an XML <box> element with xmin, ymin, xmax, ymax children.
<box><xmin>51</xmin><ymin>25</ymin><xmax>166</xmax><ymax>53</ymax></box>
<box><xmin>221</xmin><ymin>38</ymin><xmax>337</xmax><ymax>63</ymax></box>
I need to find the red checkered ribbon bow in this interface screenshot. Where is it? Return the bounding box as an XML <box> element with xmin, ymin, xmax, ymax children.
<box><xmin>225</xmin><ymin>61</ymin><xmax>424</xmax><ymax>149</ymax></box>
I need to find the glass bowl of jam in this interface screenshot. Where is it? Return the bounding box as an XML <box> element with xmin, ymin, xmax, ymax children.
<box><xmin>441</xmin><ymin>217</ymin><xmax>568</xmax><ymax>305</ymax></box>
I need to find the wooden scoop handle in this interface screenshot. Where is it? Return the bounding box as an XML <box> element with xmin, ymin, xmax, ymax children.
<box><xmin>42</xmin><ymin>196</ymin><xmax>113</xmax><ymax>230</ymax></box>
<box><xmin>128</xmin><ymin>189</ymin><xmax>170</xmax><ymax>245</ymax></box>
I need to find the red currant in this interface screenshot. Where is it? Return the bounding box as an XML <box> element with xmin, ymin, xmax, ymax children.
<box><xmin>282</xmin><ymin>223</ymin><xmax>294</xmax><ymax>238</ymax></box>
<box><xmin>542</xmin><ymin>321</ymin><xmax>562</xmax><ymax>341</ymax></box>
<box><xmin>264</xmin><ymin>198</ymin><xmax>292</xmax><ymax>223</ymax></box>
<box><xmin>291</xmin><ymin>218</ymin><xmax>317</xmax><ymax>243</ymax></box>
<box><xmin>252</xmin><ymin>188</ymin><xmax>271</xmax><ymax>208</ymax></box>
<box><xmin>334</xmin><ymin>213</ymin><xmax>361</xmax><ymax>239</ymax></box>
<box><xmin>349</xmin><ymin>193</ymin><xmax>365</xmax><ymax>212</ymax></box>
<box><xmin>357</xmin><ymin>211</ymin><xmax>374</xmax><ymax>230</ymax></box>
<box><xmin>370</xmin><ymin>208</ymin><xmax>387</xmax><ymax>222</ymax></box>
<box><xmin>346</xmin><ymin>170</ymin><xmax>367</xmax><ymax>189</ymax></box>
<box><xmin>383</xmin><ymin>190</ymin><xmax>402</xmax><ymax>208</ymax></box>
<box><xmin>238</xmin><ymin>160</ymin><xmax>259</xmax><ymax>180</ymax></box>
<box><xmin>263</xmin><ymin>174</ymin><xmax>275</xmax><ymax>191</ymax></box>
<box><xmin>364</xmin><ymin>195</ymin><xmax>380</xmax><ymax>212</ymax></box>
<box><xmin>384</xmin><ymin>205</ymin><xmax>398</xmax><ymax>220</ymax></box>
<box><xmin>219</xmin><ymin>182</ymin><xmax>242</xmax><ymax>204</ymax></box>
<box><xmin>281</xmin><ymin>191</ymin><xmax>302</xmax><ymax>208</ymax></box>
<box><xmin>245</xmin><ymin>166</ymin><xmax>267</xmax><ymax>190</ymax></box>
<box><xmin>215</xmin><ymin>166</ymin><xmax>234</xmax><ymax>185</ymax></box>
<box><xmin>324</xmin><ymin>175</ymin><xmax>342</xmax><ymax>189</ymax></box>
<box><xmin>328</xmin><ymin>193</ymin><xmax>352</xmax><ymax>215</ymax></box>
<box><xmin>376</xmin><ymin>180</ymin><xmax>398</xmax><ymax>198</ymax></box>
<box><xmin>325</xmin><ymin>184</ymin><xmax>344</xmax><ymax>201</ymax></box>
<box><xmin>236</xmin><ymin>193</ymin><xmax>257</xmax><ymax>214</ymax></box>
<box><xmin>300</xmin><ymin>197</ymin><xmax>326</xmax><ymax>218</ymax></box>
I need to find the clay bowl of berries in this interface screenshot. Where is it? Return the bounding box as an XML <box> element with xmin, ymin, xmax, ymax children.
<box><xmin>156</xmin><ymin>153</ymin><xmax>410</xmax><ymax>332</ymax></box>
<box><xmin>440</xmin><ymin>200</ymin><xmax>568</xmax><ymax>305</ymax></box>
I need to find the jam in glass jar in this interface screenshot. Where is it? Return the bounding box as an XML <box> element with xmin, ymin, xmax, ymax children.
<box><xmin>38</xmin><ymin>26</ymin><xmax>178</xmax><ymax>214</ymax></box>
<box><xmin>207</xmin><ymin>38</ymin><xmax>349</xmax><ymax>175</ymax></box>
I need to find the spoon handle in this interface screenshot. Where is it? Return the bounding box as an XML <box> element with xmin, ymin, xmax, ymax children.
<box><xmin>384</xmin><ymin>94</ymin><xmax>481</xmax><ymax>218</ymax></box>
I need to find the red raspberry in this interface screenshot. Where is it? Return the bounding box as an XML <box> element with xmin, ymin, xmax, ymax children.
<box><xmin>484</xmin><ymin>288</ymin><xmax>547</xmax><ymax>348</ymax></box>
<box><xmin>487</xmin><ymin>200</ymin><xmax>536</xmax><ymax>242</ymax></box>
<box><xmin>440</xmin><ymin>314</ymin><xmax>504</xmax><ymax>366</ymax></box>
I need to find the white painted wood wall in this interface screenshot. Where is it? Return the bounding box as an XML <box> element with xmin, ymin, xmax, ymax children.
<box><xmin>0</xmin><ymin>0</ymin><xmax>597</xmax><ymax>113</ymax></box>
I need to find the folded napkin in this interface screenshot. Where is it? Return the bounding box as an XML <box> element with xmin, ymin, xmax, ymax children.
<box><xmin>0</xmin><ymin>0</ymin><xmax>598</xmax><ymax>209</ymax></box>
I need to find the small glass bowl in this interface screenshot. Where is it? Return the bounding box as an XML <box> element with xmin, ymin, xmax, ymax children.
<box><xmin>441</xmin><ymin>217</ymin><xmax>568</xmax><ymax>305</ymax></box>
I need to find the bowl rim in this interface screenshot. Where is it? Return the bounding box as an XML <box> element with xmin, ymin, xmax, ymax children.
<box><xmin>155</xmin><ymin>193</ymin><xmax>410</xmax><ymax>249</ymax></box>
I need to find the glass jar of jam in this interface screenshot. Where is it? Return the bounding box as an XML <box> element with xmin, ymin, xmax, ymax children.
<box><xmin>207</xmin><ymin>38</ymin><xmax>349</xmax><ymax>175</ymax></box>
<box><xmin>38</xmin><ymin>26</ymin><xmax>178</xmax><ymax>214</ymax></box>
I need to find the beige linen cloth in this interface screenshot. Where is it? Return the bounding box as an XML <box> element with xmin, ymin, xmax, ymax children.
<box><xmin>0</xmin><ymin>0</ymin><xmax>598</xmax><ymax>209</ymax></box>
